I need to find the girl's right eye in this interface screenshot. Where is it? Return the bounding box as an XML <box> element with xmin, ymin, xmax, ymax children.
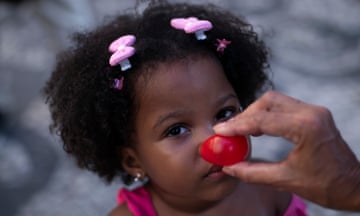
<box><xmin>215</xmin><ymin>106</ymin><xmax>239</xmax><ymax>123</ymax></box>
<box><xmin>164</xmin><ymin>125</ymin><xmax>189</xmax><ymax>137</ymax></box>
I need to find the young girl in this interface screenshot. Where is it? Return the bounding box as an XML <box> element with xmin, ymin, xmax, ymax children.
<box><xmin>44</xmin><ymin>1</ymin><xmax>307</xmax><ymax>215</ymax></box>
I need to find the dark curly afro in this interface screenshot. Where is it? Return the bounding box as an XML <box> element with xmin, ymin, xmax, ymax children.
<box><xmin>43</xmin><ymin>1</ymin><xmax>272</xmax><ymax>185</ymax></box>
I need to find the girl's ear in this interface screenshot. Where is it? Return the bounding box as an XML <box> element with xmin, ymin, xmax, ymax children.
<box><xmin>120</xmin><ymin>147</ymin><xmax>145</xmax><ymax>178</ymax></box>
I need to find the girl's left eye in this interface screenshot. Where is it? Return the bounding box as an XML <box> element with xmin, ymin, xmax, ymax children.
<box><xmin>215</xmin><ymin>107</ymin><xmax>238</xmax><ymax>122</ymax></box>
<box><xmin>165</xmin><ymin>125</ymin><xmax>189</xmax><ymax>137</ymax></box>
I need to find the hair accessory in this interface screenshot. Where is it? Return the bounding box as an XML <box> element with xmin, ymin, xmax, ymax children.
<box><xmin>111</xmin><ymin>77</ymin><xmax>124</xmax><ymax>90</ymax></box>
<box><xmin>108</xmin><ymin>35</ymin><xmax>136</xmax><ymax>71</ymax></box>
<box><xmin>170</xmin><ymin>17</ymin><xmax>213</xmax><ymax>40</ymax></box>
<box><xmin>216</xmin><ymin>38</ymin><xmax>231</xmax><ymax>54</ymax></box>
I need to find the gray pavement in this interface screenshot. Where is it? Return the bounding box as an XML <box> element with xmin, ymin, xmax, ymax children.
<box><xmin>1</xmin><ymin>0</ymin><xmax>360</xmax><ymax>215</ymax></box>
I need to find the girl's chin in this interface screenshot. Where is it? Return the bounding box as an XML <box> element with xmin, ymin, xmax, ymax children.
<box><xmin>202</xmin><ymin>176</ymin><xmax>239</xmax><ymax>200</ymax></box>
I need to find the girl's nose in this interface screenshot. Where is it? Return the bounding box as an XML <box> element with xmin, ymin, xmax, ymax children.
<box><xmin>196</xmin><ymin>124</ymin><xmax>215</xmax><ymax>152</ymax></box>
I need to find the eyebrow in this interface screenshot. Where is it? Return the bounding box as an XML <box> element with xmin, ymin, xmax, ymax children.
<box><xmin>153</xmin><ymin>110</ymin><xmax>189</xmax><ymax>130</ymax></box>
<box><xmin>215</xmin><ymin>94</ymin><xmax>238</xmax><ymax>108</ymax></box>
<box><xmin>152</xmin><ymin>93</ymin><xmax>239</xmax><ymax>130</ymax></box>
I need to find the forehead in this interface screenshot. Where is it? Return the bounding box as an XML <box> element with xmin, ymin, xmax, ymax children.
<box><xmin>135</xmin><ymin>55</ymin><xmax>228</xmax><ymax>104</ymax></box>
<box><xmin>134</xmin><ymin>54</ymin><xmax>235</xmax><ymax>122</ymax></box>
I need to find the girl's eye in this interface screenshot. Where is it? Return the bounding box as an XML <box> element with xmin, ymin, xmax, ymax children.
<box><xmin>216</xmin><ymin>107</ymin><xmax>239</xmax><ymax>122</ymax></box>
<box><xmin>165</xmin><ymin>125</ymin><xmax>188</xmax><ymax>137</ymax></box>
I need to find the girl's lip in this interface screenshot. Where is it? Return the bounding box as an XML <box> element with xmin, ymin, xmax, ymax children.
<box><xmin>203</xmin><ymin>165</ymin><xmax>224</xmax><ymax>178</ymax></box>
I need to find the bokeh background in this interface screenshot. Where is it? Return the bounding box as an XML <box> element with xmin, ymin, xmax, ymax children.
<box><xmin>1</xmin><ymin>0</ymin><xmax>360</xmax><ymax>215</ymax></box>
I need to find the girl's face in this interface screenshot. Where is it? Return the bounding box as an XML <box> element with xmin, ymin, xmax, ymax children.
<box><xmin>129</xmin><ymin>55</ymin><xmax>242</xmax><ymax>204</ymax></box>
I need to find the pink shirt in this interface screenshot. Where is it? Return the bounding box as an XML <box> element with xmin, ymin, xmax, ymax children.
<box><xmin>118</xmin><ymin>187</ymin><xmax>307</xmax><ymax>216</ymax></box>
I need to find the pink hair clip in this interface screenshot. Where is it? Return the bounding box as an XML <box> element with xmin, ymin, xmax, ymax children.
<box><xmin>170</xmin><ymin>17</ymin><xmax>213</xmax><ymax>40</ymax></box>
<box><xmin>108</xmin><ymin>35</ymin><xmax>136</xmax><ymax>71</ymax></box>
<box><xmin>216</xmin><ymin>38</ymin><xmax>231</xmax><ymax>54</ymax></box>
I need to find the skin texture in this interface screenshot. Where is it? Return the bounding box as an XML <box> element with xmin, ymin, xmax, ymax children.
<box><xmin>112</xmin><ymin>56</ymin><xmax>291</xmax><ymax>215</ymax></box>
<box><xmin>215</xmin><ymin>91</ymin><xmax>360</xmax><ymax>211</ymax></box>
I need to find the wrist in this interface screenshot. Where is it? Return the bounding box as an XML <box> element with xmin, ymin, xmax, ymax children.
<box><xmin>347</xmin><ymin>164</ymin><xmax>360</xmax><ymax>211</ymax></box>
<box><xmin>328</xmin><ymin>161</ymin><xmax>360</xmax><ymax>211</ymax></box>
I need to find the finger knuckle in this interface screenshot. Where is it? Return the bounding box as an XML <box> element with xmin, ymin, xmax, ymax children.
<box><xmin>298</xmin><ymin>106</ymin><xmax>331</xmax><ymax>132</ymax></box>
<box><xmin>314</xmin><ymin>106</ymin><xmax>331</xmax><ymax>119</ymax></box>
<box><xmin>262</xmin><ymin>91</ymin><xmax>277</xmax><ymax>103</ymax></box>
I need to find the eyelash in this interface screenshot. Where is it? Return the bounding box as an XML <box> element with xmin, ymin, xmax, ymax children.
<box><xmin>215</xmin><ymin>106</ymin><xmax>239</xmax><ymax>123</ymax></box>
<box><xmin>164</xmin><ymin>124</ymin><xmax>189</xmax><ymax>138</ymax></box>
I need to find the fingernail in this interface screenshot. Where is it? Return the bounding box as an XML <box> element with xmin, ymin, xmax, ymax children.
<box><xmin>222</xmin><ymin>166</ymin><xmax>234</xmax><ymax>176</ymax></box>
<box><xmin>214</xmin><ymin>122</ymin><xmax>226</xmax><ymax>131</ymax></box>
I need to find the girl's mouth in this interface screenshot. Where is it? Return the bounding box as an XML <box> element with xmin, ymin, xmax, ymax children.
<box><xmin>204</xmin><ymin>165</ymin><xmax>225</xmax><ymax>179</ymax></box>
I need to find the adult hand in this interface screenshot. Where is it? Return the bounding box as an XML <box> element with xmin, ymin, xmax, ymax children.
<box><xmin>215</xmin><ymin>91</ymin><xmax>360</xmax><ymax>211</ymax></box>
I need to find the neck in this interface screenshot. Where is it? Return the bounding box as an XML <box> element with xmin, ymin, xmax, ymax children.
<box><xmin>146</xmin><ymin>183</ymin><xmax>239</xmax><ymax>215</ymax></box>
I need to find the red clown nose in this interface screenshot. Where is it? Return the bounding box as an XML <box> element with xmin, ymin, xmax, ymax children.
<box><xmin>199</xmin><ymin>135</ymin><xmax>250</xmax><ymax>166</ymax></box>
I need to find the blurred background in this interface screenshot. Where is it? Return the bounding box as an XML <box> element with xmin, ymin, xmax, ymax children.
<box><xmin>0</xmin><ymin>0</ymin><xmax>359</xmax><ymax>215</ymax></box>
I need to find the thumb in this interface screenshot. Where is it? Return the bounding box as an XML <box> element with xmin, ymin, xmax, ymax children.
<box><xmin>223</xmin><ymin>161</ymin><xmax>286</xmax><ymax>186</ymax></box>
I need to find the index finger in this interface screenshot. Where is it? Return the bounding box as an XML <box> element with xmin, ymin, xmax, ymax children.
<box><xmin>215</xmin><ymin>91</ymin><xmax>309</xmax><ymax>141</ymax></box>
<box><xmin>215</xmin><ymin>110</ymin><xmax>303</xmax><ymax>143</ymax></box>
<box><xmin>245</xmin><ymin>91</ymin><xmax>306</xmax><ymax>115</ymax></box>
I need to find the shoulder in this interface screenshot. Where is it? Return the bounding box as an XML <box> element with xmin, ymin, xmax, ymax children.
<box><xmin>107</xmin><ymin>204</ymin><xmax>132</xmax><ymax>216</ymax></box>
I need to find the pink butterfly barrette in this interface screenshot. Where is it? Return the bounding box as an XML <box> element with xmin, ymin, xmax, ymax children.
<box><xmin>108</xmin><ymin>35</ymin><xmax>136</xmax><ymax>71</ymax></box>
<box><xmin>170</xmin><ymin>17</ymin><xmax>213</xmax><ymax>40</ymax></box>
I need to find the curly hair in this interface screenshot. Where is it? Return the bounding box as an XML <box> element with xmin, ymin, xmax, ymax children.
<box><xmin>43</xmin><ymin>2</ymin><xmax>272</xmax><ymax>184</ymax></box>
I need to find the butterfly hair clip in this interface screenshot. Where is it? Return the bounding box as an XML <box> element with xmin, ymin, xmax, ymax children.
<box><xmin>108</xmin><ymin>35</ymin><xmax>136</xmax><ymax>71</ymax></box>
<box><xmin>170</xmin><ymin>17</ymin><xmax>213</xmax><ymax>40</ymax></box>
